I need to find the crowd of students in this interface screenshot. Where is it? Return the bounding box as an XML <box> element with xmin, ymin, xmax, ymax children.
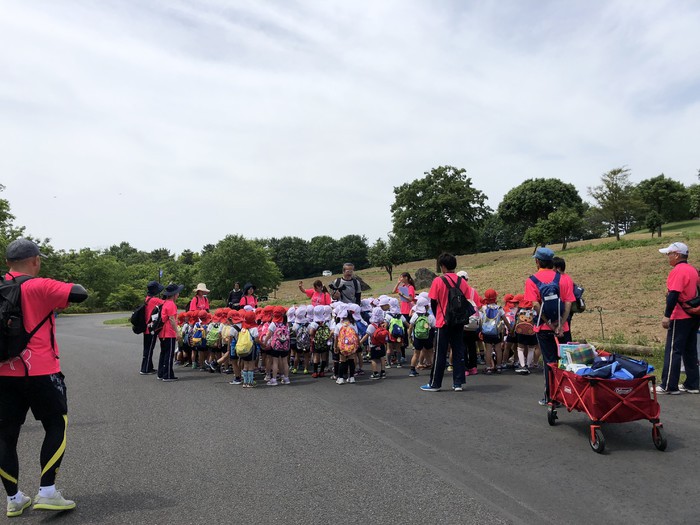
<box><xmin>139</xmin><ymin>266</ymin><xmax>580</xmax><ymax>387</ymax></box>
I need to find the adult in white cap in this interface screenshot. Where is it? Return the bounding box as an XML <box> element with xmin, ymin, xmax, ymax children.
<box><xmin>657</xmin><ymin>242</ymin><xmax>700</xmax><ymax>394</ymax></box>
<box><xmin>189</xmin><ymin>283</ymin><xmax>210</xmax><ymax>312</ymax></box>
<box><xmin>1</xmin><ymin>238</ymin><xmax>88</xmax><ymax>514</ymax></box>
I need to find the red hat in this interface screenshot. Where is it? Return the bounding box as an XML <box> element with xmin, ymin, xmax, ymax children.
<box><xmin>519</xmin><ymin>299</ymin><xmax>533</xmax><ymax>309</ymax></box>
<box><xmin>242</xmin><ymin>311</ymin><xmax>257</xmax><ymax>329</ymax></box>
<box><xmin>229</xmin><ymin>310</ymin><xmax>242</xmax><ymax>324</ymax></box>
<box><xmin>484</xmin><ymin>289</ymin><xmax>498</xmax><ymax>302</ymax></box>
<box><xmin>503</xmin><ymin>294</ymin><xmax>514</xmax><ymax>302</ymax></box>
<box><xmin>513</xmin><ymin>294</ymin><xmax>525</xmax><ymax>303</ymax></box>
<box><xmin>272</xmin><ymin>306</ymin><xmax>286</xmax><ymax>322</ymax></box>
<box><xmin>261</xmin><ymin>306</ymin><xmax>274</xmax><ymax>323</ymax></box>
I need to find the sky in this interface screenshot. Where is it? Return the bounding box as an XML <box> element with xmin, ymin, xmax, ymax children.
<box><xmin>1</xmin><ymin>0</ymin><xmax>699</xmax><ymax>254</ymax></box>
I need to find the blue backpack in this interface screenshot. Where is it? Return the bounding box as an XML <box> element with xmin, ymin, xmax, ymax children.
<box><xmin>529</xmin><ymin>272</ymin><xmax>565</xmax><ymax>327</ymax></box>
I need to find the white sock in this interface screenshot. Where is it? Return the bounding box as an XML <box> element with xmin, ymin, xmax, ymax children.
<box><xmin>517</xmin><ymin>348</ymin><xmax>526</xmax><ymax>367</ymax></box>
<box><xmin>38</xmin><ymin>485</ymin><xmax>56</xmax><ymax>498</ymax></box>
<box><xmin>526</xmin><ymin>351</ymin><xmax>534</xmax><ymax>367</ymax></box>
<box><xmin>8</xmin><ymin>491</ymin><xmax>23</xmax><ymax>503</ymax></box>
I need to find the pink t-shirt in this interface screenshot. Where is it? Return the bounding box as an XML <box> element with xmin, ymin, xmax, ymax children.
<box><xmin>159</xmin><ymin>299</ymin><xmax>178</xmax><ymax>339</ymax></box>
<box><xmin>189</xmin><ymin>295</ymin><xmax>209</xmax><ymax>312</ymax></box>
<box><xmin>667</xmin><ymin>262</ymin><xmax>700</xmax><ymax>320</ymax></box>
<box><xmin>398</xmin><ymin>285</ymin><xmax>415</xmax><ymax>315</ymax></box>
<box><xmin>429</xmin><ymin>274</ymin><xmax>481</xmax><ymax>328</ymax></box>
<box><xmin>0</xmin><ymin>272</ymin><xmax>72</xmax><ymax>377</ymax></box>
<box><xmin>524</xmin><ymin>269</ymin><xmax>575</xmax><ymax>332</ymax></box>
<box><xmin>304</xmin><ymin>289</ymin><xmax>331</xmax><ymax>306</ymax></box>
<box><xmin>144</xmin><ymin>296</ymin><xmax>164</xmax><ymax>335</ymax></box>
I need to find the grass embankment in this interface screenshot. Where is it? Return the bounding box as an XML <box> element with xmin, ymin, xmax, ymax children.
<box><xmin>104</xmin><ymin>317</ymin><xmax>130</xmax><ymax>325</ymax></box>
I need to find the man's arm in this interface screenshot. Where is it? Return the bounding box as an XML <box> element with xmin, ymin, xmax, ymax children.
<box><xmin>68</xmin><ymin>284</ymin><xmax>88</xmax><ymax>303</ymax></box>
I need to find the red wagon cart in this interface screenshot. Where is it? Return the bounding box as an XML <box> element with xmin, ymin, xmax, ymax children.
<box><xmin>546</xmin><ymin>363</ymin><xmax>667</xmax><ymax>453</ymax></box>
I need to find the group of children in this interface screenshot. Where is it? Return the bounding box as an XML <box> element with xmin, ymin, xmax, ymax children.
<box><xmin>156</xmin><ymin>280</ymin><xmax>550</xmax><ymax>387</ymax></box>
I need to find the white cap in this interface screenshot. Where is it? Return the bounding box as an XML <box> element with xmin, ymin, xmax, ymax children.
<box><xmin>243</xmin><ymin>305</ymin><xmax>254</xmax><ymax>312</ymax></box>
<box><xmin>360</xmin><ymin>299</ymin><xmax>372</xmax><ymax>311</ymax></box>
<box><xmin>370</xmin><ymin>306</ymin><xmax>385</xmax><ymax>324</ymax></box>
<box><xmin>295</xmin><ymin>305</ymin><xmax>307</xmax><ymax>319</ymax></box>
<box><xmin>456</xmin><ymin>270</ymin><xmax>468</xmax><ymax>279</ymax></box>
<box><xmin>378</xmin><ymin>295</ymin><xmax>391</xmax><ymax>306</ymax></box>
<box><xmin>659</xmin><ymin>242</ymin><xmax>689</xmax><ymax>255</ymax></box>
<box><xmin>313</xmin><ymin>305</ymin><xmax>325</xmax><ymax>323</ymax></box>
<box><xmin>287</xmin><ymin>306</ymin><xmax>297</xmax><ymax>323</ymax></box>
<box><xmin>415</xmin><ymin>303</ymin><xmax>427</xmax><ymax>314</ymax></box>
<box><xmin>418</xmin><ymin>292</ymin><xmax>429</xmax><ymax>300</ymax></box>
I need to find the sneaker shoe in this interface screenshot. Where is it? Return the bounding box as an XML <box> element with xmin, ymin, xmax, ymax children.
<box><xmin>311</xmin><ymin>372</ymin><xmax>319</xmax><ymax>378</ymax></box>
<box><xmin>656</xmin><ymin>385</ymin><xmax>681</xmax><ymax>395</ymax></box>
<box><xmin>370</xmin><ymin>372</ymin><xmax>380</xmax><ymax>380</ymax></box>
<box><xmin>281</xmin><ymin>377</ymin><xmax>291</xmax><ymax>385</ymax></box>
<box><xmin>453</xmin><ymin>385</ymin><xmax>463</xmax><ymax>392</ymax></box>
<box><xmin>7</xmin><ymin>493</ymin><xmax>31</xmax><ymax>517</ymax></box>
<box><xmin>420</xmin><ymin>384</ymin><xmax>440</xmax><ymax>392</ymax></box>
<box><xmin>162</xmin><ymin>377</ymin><xmax>179</xmax><ymax>382</ymax></box>
<box><xmin>385</xmin><ymin>362</ymin><xmax>391</xmax><ymax>369</ymax></box>
<box><xmin>395</xmin><ymin>363</ymin><xmax>403</xmax><ymax>368</ymax></box>
<box><xmin>538</xmin><ymin>398</ymin><xmax>548</xmax><ymax>406</ymax></box>
<box><xmin>679</xmin><ymin>384</ymin><xmax>700</xmax><ymax>394</ymax></box>
<box><xmin>318</xmin><ymin>371</ymin><xmax>326</xmax><ymax>378</ymax></box>
<box><xmin>380</xmin><ymin>371</ymin><xmax>387</xmax><ymax>379</ymax></box>
<box><xmin>447</xmin><ymin>365</ymin><xmax>453</xmax><ymax>372</ymax></box>
<box><xmin>264</xmin><ymin>374</ymin><xmax>271</xmax><ymax>382</ymax></box>
<box><xmin>347</xmin><ymin>377</ymin><xmax>356</xmax><ymax>384</ymax></box>
<box><xmin>229</xmin><ymin>377</ymin><xmax>242</xmax><ymax>385</ymax></box>
<box><xmin>32</xmin><ymin>490</ymin><xmax>76</xmax><ymax>511</ymax></box>
<box><xmin>290</xmin><ymin>367</ymin><xmax>297</xmax><ymax>374</ymax></box>
<box><xmin>267</xmin><ymin>378</ymin><xmax>278</xmax><ymax>386</ymax></box>
<box><xmin>469</xmin><ymin>367</ymin><xmax>478</xmax><ymax>375</ymax></box>
<box><xmin>409</xmin><ymin>370</ymin><xmax>419</xmax><ymax>377</ymax></box>
<box><xmin>303</xmin><ymin>369</ymin><xmax>310</xmax><ymax>375</ymax></box>
<box><xmin>336</xmin><ymin>377</ymin><xmax>345</xmax><ymax>385</ymax></box>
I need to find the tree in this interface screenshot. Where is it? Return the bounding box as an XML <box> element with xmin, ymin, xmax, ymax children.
<box><xmin>391</xmin><ymin>166</ymin><xmax>490</xmax><ymax>261</ymax></box>
<box><xmin>199</xmin><ymin>235</ymin><xmax>282</xmax><ymax>299</ymax></box>
<box><xmin>545</xmin><ymin>208</ymin><xmax>585</xmax><ymax>250</ymax></box>
<box><xmin>636</xmin><ymin>174</ymin><xmax>691</xmax><ymax>236</ymax></box>
<box><xmin>268</xmin><ymin>236</ymin><xmax>311</xmax><ymax>279</ymax></box>
<box><xmin>337</xmin><ymin>235</ymin><xmax>369</xmax><ymax>270</ymax></box>
<box><xmin>149</xmin><ymin>248</ymin><xmax>174</xmax><ymax>263</ymax></box>
<box><xmin>523</xmin><ymin>219</ymin><xmax>552</xmax><ymax>250</ymax></box>
<box><xmin>178</xmin><ymin>249</ymin><xmax>199</xmax><ymax>266</ymax></box>
<box><xmin>498</xmin><ymin>178</ymin><xmax>585</xmax><ymax>242</ymax></box>
<box><xmin>588</xmin><ymin>167</ymin><xmax>640</xmax><ymax>241</ymax></box>
<box><xmin>645</xmin><ymin>211</ymin><xmax>663</xmax><ymax>238</ymax></box>
<box><xmin>307</xmin><ymin>236</ymin><xmax>339</xmax><ymax>275</ymax></box>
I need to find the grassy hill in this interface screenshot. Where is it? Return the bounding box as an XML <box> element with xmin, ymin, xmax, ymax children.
<box><xmin>271</xmin><ymin>220</ymin><xmax>700</xmax><ymax>349</ymax></box>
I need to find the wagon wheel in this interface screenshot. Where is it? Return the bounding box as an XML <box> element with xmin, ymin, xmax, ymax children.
<box><xmin>652</xmin><ymin>425</ymin><xmax>668</xmax><ymax>451</ymax></box>
<box><xmin>589</xmin><ymin>427</ymin><xmax>605</xmax><ymax>453</ymax></box>
<box><xmin>547</xmin><ymin>406</ymin><xmax>557</xmax><ymax>426</ymax></box>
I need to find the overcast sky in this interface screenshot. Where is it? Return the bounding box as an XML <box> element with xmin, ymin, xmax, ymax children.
<box><xmin>1</xmin><ymin>0</ymin><xmax>698</xmax><ymax>254</ymax></box>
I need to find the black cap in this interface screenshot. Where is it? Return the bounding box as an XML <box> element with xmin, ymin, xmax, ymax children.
<box><xmin>6</xmin><ymin>238</ymin><xmax>47</xmax><ymax>261</ymax></box>
<box><xmin>162</xmin><ymin>283</ymin><xmax>184</xmax><ymax>297</ymax></box>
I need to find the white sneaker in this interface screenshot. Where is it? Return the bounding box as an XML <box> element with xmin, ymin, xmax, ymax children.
<box><xmin>281</xmin><ymin>376</ymin><xmax>291</xmax><ymax>385</ymax></box>
<box><xmin>347</xmin><ymin>377</ymin><xmax>356</xmax><ymax>384</ymax></box>
<box><xmin>33</xmin><ymin>490</ymin><xmax>76</xmax><ymax>511</ymax></box>
<box><xmin>679</xmin><ymin>384</ymin><xmax>700</xmax><ymax>394</ymax></box>
<box><xmin>336</xmin><ymin>377</ymin><xmax>345</xmax><ymax>385</ymax></box>
<box><xmin>267</xmin><ymin>378</ymin><xmax>278</xmax><ymax>386</ymax></box>
<box><xmin>7</xmin><ymin>492</ymin><xmax>31</xmax><ymax>517</ymax></box>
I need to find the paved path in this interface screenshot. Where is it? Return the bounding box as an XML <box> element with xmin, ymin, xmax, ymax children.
<box><xmin>12</xmin><ymin>314</ymin><xmax>700</xmax><ymax>524</ymax></box>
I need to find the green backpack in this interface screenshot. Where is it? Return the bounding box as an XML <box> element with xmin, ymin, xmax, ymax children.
<box><xmin>206</xmin><ymin>323</ymin><xmax>222</xmax><ymax>348</ymax></box>
<box><xmin>313</xmin><ymin>323</ymin><xmax>332</xmax><ymax>351</ymax></box>
<box><xmin>413</xmin><ymin>315</ymin><xmax>430</xmax><ymax>340</ymax></box>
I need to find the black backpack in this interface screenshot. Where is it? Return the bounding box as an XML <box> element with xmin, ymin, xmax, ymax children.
<box><xmin>441</xmin><ymin>276</ymin><xmax>475</xmax><ymax>326</ymax></box>
<box><xmin>0</xmin><ymin>275</ymin><xmax>53</xmax><ymax>361</ymax></box>
<box><xmin>147</xmin><ymin>303</ymin><xmax>166</xmax><ymax>335</ymax></box>
<box><xmin>130</xmin><ymin>298</ymin><xmax>153</xmax><ymax>335</ymax></box>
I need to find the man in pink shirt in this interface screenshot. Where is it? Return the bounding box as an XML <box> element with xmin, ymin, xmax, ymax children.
<box><xmin>0</xmin><ymin>239</ymin><xmax>87</xmax><ymax>516</ymax></box>
<box><xmin>524</xmin><ymin>247</ymin><xmax>574</xmax><ymax>406</ymax></box>
<box><xmin>657</xmin><ymin>242</ymin><xmax>700</xmax><ymax>395</ymax></box>
<box><xmin>158</xmin><ymin>283</ymin><xmax>184</xmax><ymax>382</ymax></box>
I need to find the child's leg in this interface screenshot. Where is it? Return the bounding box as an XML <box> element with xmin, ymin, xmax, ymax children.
<box><xmin>517</xmin><ymin>345</ymin><xmax>527</xmax><ymax>367</ymax></box>
<box><xmin>347</xmin><ymin>354</ymin><xmax>356</xmax><ymax>378</ymax></box>
<box><xmin>532</xmin><ymin>345</ymin><xmax>541</xmax><ymax>367</ymax></box>
<box><xmin>485</xmin><ymin>344</ymin><xmax>494</xmax><ymax>370</ymax></box>
<box><xmin>494</xmin><ymin>342</ymin><xmax>503</xmax><ymax>368</ymax></box>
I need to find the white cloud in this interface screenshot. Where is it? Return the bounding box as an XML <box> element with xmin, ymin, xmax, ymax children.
<box><xmin>1</xmin><ymin>0</ymin><xmax>698</xmax><ymax>253</ymax></box>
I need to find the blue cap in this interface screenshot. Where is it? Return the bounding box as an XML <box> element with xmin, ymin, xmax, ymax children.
<box><xmin>533</xmin><ymin>247</ymin><xmax>555</xmax><ymax>261</ymax></box>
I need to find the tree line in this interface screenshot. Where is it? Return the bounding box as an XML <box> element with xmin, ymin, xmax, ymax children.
<box><xmin>1</xmin><ymin>167</ymin><xmax>697</xmax><ymax>310</ymax></box>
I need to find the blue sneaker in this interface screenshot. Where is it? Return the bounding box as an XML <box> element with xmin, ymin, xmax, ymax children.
<box><xmin>420</xmin><ymin>384</ymin><xmax>440</xmax><ymax>392</ymax></box>
<box><xmin>453</xmin><ymin>385</ymin><xmax>463</xmax><ymax>392</ymax></box>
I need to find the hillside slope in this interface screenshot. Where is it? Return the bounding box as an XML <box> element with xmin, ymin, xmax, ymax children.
<box><xmin>273</xmin><ymin>225</ymin><xmax>700</xmax><ymax>347</ymax></box>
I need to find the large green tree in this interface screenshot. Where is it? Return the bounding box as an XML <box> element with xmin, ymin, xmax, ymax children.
<box><xmin>391</xmin><ymin>165</ymin><xmax>490</xmax><ymax>260</ymax></box>
<box><xmin>588</xmin><ymin>167</ymin><xmax>641</xmax><ymax>240</ymax></box>
<box><xmin>199</xmin><ymin>235</ymin><xmax>282</xmax><ymax>299</ymax></box>
<box><xmin>497</xmin><ymin>178</ymin><xmax>584</xmax><ymax>243</ymax></box>
<box><xmin>635</xmin><ymin>174</ymin><xmax>691</xmax><ymax>236</ymax></box>
<box><xmin>337</xmin><ymin>234</ymin><xmax>370</xmax><ymax>269</ymax></box>
<box><xmin>267</xmin><ymin>236</ymin><xmax>311</xmax><ymax>279</ymax></box>
<box><xmin>308</xmin><ymin>235</ymin><xmax>340</xmax><ymax>275</ymax></box>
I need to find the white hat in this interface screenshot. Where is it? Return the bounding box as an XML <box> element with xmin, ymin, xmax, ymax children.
<box><xmin>195</xmin><ymin>283</ymin><xmax>210</xmax><ymax>293</ymax></box>
<box><xmin>415</xmin><ymin>303</ymin><xmax>427</xmax><ymax>314</ymax></box>
<box><xmin>416</xmin><ymin>296</ymin><xmax>430</xmax><ymax>307</ymax></box>
<box><xmin>360</xmin><ymin>299</ymin><xmax>372</xmax><ymax>312</ymax></box>
<box><xmin>295</xmin><ymin>305</ymin><xmax>307</xmax><ymax>320</ymax></box>
<box><xmin>287</xmin><ymin>306</ymin><xmax>297</xmax><ymax>323</ymax></box>
<box><xmin>659</xmin><ymin>242</ymin><xmax>689</xmax><ymax>255</ymax></box>
<box><xmin>389</xmin><ymin>298</ymin><xmax>400</xmax><ymax>314</ymax></box>
<box><xmin>418</xmin><ymin>292</ymin><xmax>429</xmax><ymax>300</ymax></box>
<box><xmin>378</xmin><ymin>295</ymin><xmax>391</xmax><ymax>306</ymax></box>
<box><xmin>337</xmin><ymin>305</ymin><xmax>350</xmax><ymax>319</ymax></box>
<box><xmin>243</xmin><ymin>305</ymin><xmax>254</xmax><ymax>312</ymax></box>
<box><xmin>313</xmin><ymin>305</ymin><xmax>325</xmax><ymax>323</ymax></box>
<box><xmin>370</xmin><ymin>306</ymin><xmax>385</xmax><ymax>324</ymax></box>
<box><xmin>456</xmin><ymin>270</ymin><xmax>468</xmax><ymax>279</ymax></box>
<box><xmin>323</xmin><ymin>305</ymin><xmax>333</xmax><ymax>321</ymax></box>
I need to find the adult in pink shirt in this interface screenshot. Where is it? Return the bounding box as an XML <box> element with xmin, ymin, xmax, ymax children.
<box><xmin>239</xmin><ymin>283</ymin><xmax>258</xmax><ymax>308</ymax></box>
<box><xmin>524</xmin><ymin>247</ymin><xmax>574</xmax><ymax>406</ymax></box>
<box><xmin>0</xmin><ymin>238</ymin><xmax>88</xmax><ymax>514</ymax></box>
<box><xmin>393</xmin><ymin>272</ymin><xmax>416</xmax><ymax>317</ymax></box>
<box><xmin>140</xmin><ymin>280</ymin><xmax>164</xmax><ymax>375</ymax></box>
<box><xmin>158</xmin><ymin>283</ymin><xmax>183</xmax><ymax>382</ymax></box>
<box><xmin>657</xmin><ymin>242</ymin><xmax>700</xmax><ymax>394</ymax></box>
<box><xmin>298</xmin><ymin>279</ymin><xmax>331</xmax><ymax>306</ymax></box>
<box><xmin>420</xmin><ymin>253</ymin><xmax>481</xmax><ymax>392</ymax></box>
<box><xmin>188</xmin><ymin>283</ymin><xmax>210</xmax><ymax>312</ymax></box>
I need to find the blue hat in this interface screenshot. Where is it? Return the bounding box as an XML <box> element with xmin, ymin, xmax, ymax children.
<box><xmin>533</xmin><ymin>247</ymin><xmax>555</xmax><ymax>261</ymax></box>
<box><xmin>147</xmin><ymin>281</ymin><xmax>164</xmax><ymax>296</ymax></box>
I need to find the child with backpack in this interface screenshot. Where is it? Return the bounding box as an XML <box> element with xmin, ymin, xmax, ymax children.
<box><xmin>217</xmin><ymin>310</ymin><xmax>242</xmax><ymax>382</ymax></box>
<box><xmin>309</xmin><ymin>305</ymin><xmax>332</xmax><ymax>378</ymax></box>
<box><xmin>286</xmin><ymin>306</ymin><xmax>298</xmax><ymax>373</ymax></box>
<box><xmin>408</xmin><ymin>298</ymin><xmax>435</xmax><ymax>377</ymax></box>
<box><xmin>205</xmin><ymin>310</ymin><xmax>224</xmax><ymax>373</ymax></box>
<box><xmin>190</xmin><ymin>311</ymin><xmax>208</xmax><ymax>370</ymax></box>
<box><xmin>480</xmin><ymin>289</ymin><xmax>509</xmax><ymax>374</ymax></box>
<box><xmin>513</xmin><ymin>297</ymin><xmax>538</xmax><ymax>374</ymax></box>
<box><xmin>235</xmin><ymin>310</ymin><xmax>260</xmax><ymax>388</ymax></box>
<box><xmin>262</xmin><ymin>306</ymin><xmax>291</xmax><ymax>385</ymax></box>
<box><xmin>501</xmin><ymin>294</ymin><xmax>519</xmax><ymax>369</ymax></box>
<box><xmin>386</xmin><ymin>298</ymin><xmax>406</xmax><ymax>368</ymax></box>
<box><xmin>292</xmin><ymin>305</ymin><xmax>311</xmax><ymax>374</ymax></box>
<box><xmin>334</xmin><ymin>306</ymin><xmax>360</xmax><ymax>384</ymax></box>
<box><xmin>360</xmin><ymin>306</ymin><xmax>390</xmax><ymax>379</ymax></box>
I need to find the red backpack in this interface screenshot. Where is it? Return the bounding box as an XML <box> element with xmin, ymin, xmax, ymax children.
<box><xmin>370</xmin><ymin>323</ymin><xmax>389</xmax><ymax>347</ymax></box>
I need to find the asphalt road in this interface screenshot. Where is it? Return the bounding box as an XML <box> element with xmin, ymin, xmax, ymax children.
<box><xmin>11</xmin><ymin>314</ymin><xmax>700</xmax><ymax>524</ymax></box>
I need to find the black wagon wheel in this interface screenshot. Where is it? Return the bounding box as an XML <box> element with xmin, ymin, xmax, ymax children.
<box><xmin>547</xmin><ymin>406</ymin><xmax>557</xmax><ymax>426</ymax></box>
<box><xmin>589</xmin><ymin>427</ymin><xmax>605</xmax><ymax>453</ymax></box>
<box><xmin>652</xmin><ymin>424</ymin><xmax>668</xmax><ymax>451</ymax></box>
